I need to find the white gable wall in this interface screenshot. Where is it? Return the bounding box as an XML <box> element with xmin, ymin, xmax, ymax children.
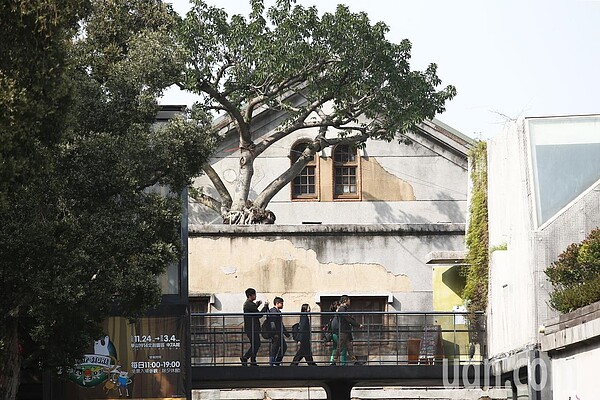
<box><xmin>190</xmin><ymin>124</ymin><xmax>469</xmax><ymax>225</ymax></box>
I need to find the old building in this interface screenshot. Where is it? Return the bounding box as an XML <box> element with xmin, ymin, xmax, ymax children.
<box><xmin>188</xmin><ymin>111</ymin><xmax>474</xmax><ymax>319</ymax></box>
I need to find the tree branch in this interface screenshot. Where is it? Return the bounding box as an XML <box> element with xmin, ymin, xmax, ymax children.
<box><xmin>213</xmin><ymin>58</ymin><xmax>233</xmax><ymax>88</ymax></box>
<box><xmin>199</xmin><ymin>81</ymin><xmax>253</xmax><ymax>147</ymax></box>
<box><xmin>254</xmin><ymin>129</ymin><xmax>325</xmax><ymax>209</ymax></box>
<box><xmin>201</xmin><ymin>163</ymin><xmax>232</xmax><ymax>212</ymax></box>
<box><xmin>189</xmin><ymin>190</ymin><xmax>222</xmax><ymax>214</ymax></box>
<box><xmin>253</xmin><ymin>94</ymin><xmax>334</xmax><ymax>156</ymax></box>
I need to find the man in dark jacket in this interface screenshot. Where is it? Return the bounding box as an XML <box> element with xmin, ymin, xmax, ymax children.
<box><xmin>333</xmin><ymin>295</ymin><xmax>363</xmax><ymax>365</ymax></box>
<box><xmin>268</xmin><ymin>296</ymin><xmax>290</xmax><ymax>366</ymax></box>
<box><xmin>241</xmin><ymin>288</ymin><xmax>269</xmax><ymax>366</ymax></box>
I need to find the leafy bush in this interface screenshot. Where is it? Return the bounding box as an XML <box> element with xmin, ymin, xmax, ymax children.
<box><xmin>546</xmin><ymin>228</ymin><xmax>600</xmax><ymax>313</ymax></box>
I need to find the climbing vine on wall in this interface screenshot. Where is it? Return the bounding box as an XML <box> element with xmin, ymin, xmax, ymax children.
<box><xmin>462</xmin><ymin>141</ymin><xmax>489</xmax><ymax>313</ymax></box>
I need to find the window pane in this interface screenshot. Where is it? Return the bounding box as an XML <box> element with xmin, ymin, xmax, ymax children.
<box><xmin>333</xmin><ymin>146</ymin><xmax>358</xmax><ymax>198</ymax></box>
<box><xmin>529</xmin><ymin>116</ymin><xmax>600</xmax><ymax>225</ymax></box>
<box><xmin>292</xmin><ymin>158</ymin><xmax>317</xmax><ymax>198</ymax></box>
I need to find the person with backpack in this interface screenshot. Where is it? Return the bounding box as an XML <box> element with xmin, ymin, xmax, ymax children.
<box><xmin>290</xmin><ymin>304</ymin><xmax>317</xmax><ymax>366</ymax></box>
<box><xmin>332</xmin><ymin>295</ymin><xmax>364</xmax><ymax>365</ymax></box>
<box><xmin>268</xmin><ymin>296</ymin><xmax>290</xmax><ymax>366</ymax></box>
<box><xmin>327</xmin><ymin>300</ymin><xmax>347</xmax><ymax>365</ymax></box>
<box><xmin>241</xmin><ymin>288</ymin><xmax>269</xmax><ymax>366</ymax></box>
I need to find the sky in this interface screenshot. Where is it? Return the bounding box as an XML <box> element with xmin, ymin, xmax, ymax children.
<box><xmin>160</xmin><ymin>0</ymin><xmax>600</xmax><ymax>139</ymax></box>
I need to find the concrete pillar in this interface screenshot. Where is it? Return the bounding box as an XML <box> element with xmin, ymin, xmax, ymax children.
<box><xmin>323</xmin><ymin>380</ymin><xmax>354</xmax><ymax>400</ymax></box>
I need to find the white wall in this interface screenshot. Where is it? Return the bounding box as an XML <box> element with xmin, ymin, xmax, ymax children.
<box><xmin>487</xmin><ymin>121</ymin><xmax>538</xmax><ymax>357</ymax></box>
<box><xmin>487</xmin><ymin>117</ymin><xmax>600</xmax><ymax>359</ymax></box>
<box><xmin>189</xmin><ymin>123</ymin><xmax>469</xmax><ymax>226</ymax></box>
<box><xmin>487</xmin><ymin>251</ymin><xmax>537</xmax><ymax>356</ymax></box>
<box><xmin>551</xmin><ymin>343</ymin><xmax>600</xmax><ymax>400</ymax></box>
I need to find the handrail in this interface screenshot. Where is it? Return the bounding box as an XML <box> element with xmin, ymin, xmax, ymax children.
<box><xmin>190</xmin><ymin>311</ymin><xmax>486</xmax><ymax>367</ymax></box>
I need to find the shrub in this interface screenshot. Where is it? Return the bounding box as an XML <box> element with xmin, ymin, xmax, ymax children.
<box><xmin>546</xmin><ymin>228</ymin><xmax>600</xmax><ymax>313</ymax></box>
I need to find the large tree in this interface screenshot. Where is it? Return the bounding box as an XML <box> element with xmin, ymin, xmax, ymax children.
<box><xmin>0</xmin><ymin>1</ymin><xmax>212</xmax><ymax>399</ymax></box>
<box><xmin>178</xmin><ymin>0</ymin><xmax>456</xmax><ymax>224</ymax></box>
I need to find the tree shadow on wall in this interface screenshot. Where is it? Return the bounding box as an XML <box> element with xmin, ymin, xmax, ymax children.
<box><xmin>432</xmin><ymin>192</ymin><xmax>466</xmax><ymax>224</ymax></box>
<box><xmin>370</xmin><ymin>199</ymin><xmax>429</xmax><ymax>224</ymax></box>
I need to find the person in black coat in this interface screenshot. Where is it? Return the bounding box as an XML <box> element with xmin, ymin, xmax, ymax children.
<box><xmin>333</xmin><ymin>295</ymin><xmax>363</xmax><ymax>365</ymax></box>
<box><xmin>241</xmin><ymin>288</ymin><xmax>269</xmax><ymax>366</ymax></box>
<box><xmin>291</xmin><ymin>304</ymin><xmax>317</xmax><ymax>366</ymax></box>
<box><xmin>268</xmin><ymin>296</ymin><xmax>290</xmax><ymax>366</ymax></box>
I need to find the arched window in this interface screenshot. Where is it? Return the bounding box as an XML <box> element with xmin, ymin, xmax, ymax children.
<box><xmin>333</xmin><ymin>144</ymin><xmax>359</xmax><ymax>199</ymax></box>
<box><xmin>291</xmin><ymin>142</ymin><xmax>318</xmax><ymax>199</ymax></box>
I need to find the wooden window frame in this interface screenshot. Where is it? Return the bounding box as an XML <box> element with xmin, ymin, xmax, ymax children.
<box><xmin>290</xmin><ymin>141</ymin><xmax>319</xmax><ymax>201</ymax></box>
<box><xmin>333</xmin><ymin>144</ymin><xmax>361</xmax><ymax>200</ymax></box>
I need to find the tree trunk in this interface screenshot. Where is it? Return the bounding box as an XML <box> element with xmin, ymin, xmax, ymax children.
<box><xmin>222</xmin><ymin>148</ymin><xmax>278</xmax><ymax>224</ymax></box>
<box><xmin>254</xmin><ymin>146</ymin><xmax>316</xmax><ymax>209</ymax></box>
<box><xmin>230</xmin><ymin>148</ymin><xmax>254</xmax><ymax>212</ymax></box>
<box><xmin>1</xmin><ymin>318</ymin><xmax>22</xmax><ymax>400</ymax></box>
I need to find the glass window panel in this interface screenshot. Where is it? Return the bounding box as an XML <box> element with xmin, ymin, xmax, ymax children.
<box><xmin>529</xmin><ymin>116</ymin><xmax>600</xmax><ymax>226</ymax></box>
<box><xmin>292</xmin><ymin>144</ymin><xmax>318</xmax><ymax>199</ymax></box>
<box><xmin>333</xmin><ymin>146</ymin><xmax>358</xmax><ymax>198</ymax></box>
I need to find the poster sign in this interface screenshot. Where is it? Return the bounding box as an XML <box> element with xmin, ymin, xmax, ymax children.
<box><xmin>62</xmin><ymin>315</ymin><xmax>187</xmax><ymax>399</ymax></box>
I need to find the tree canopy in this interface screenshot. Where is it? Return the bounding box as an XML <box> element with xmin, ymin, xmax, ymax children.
<box><xmin>178</xmin><ymin>0</ymin><xmax>457</xmax><ymax>223</ymax></box>
<box><xmin>0</xmin><ymin>1</ymin><xmax>212</xmax><ymax>398</ymax></box>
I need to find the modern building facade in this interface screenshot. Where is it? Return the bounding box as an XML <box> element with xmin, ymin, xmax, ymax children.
<box><xmin>486</xmin><ymin>114</ymin><xmax>600</xmax><ymax>399</ymax></box>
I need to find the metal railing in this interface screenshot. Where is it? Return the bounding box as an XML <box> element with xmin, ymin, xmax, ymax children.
<box><xmin>190</xmin><ymin>311</ymin><xmax>485</xmax><ymax>366</ymax></box>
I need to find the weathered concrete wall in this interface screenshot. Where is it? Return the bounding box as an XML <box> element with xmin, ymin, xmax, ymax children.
<box><xmin>487</xmin><ymin>119</ymin><xmax>600</xmax><ymax>358</ymax></box>
<box><xmin>190</xmin><ymin>125</ymin><xmax>469</xmax><ymax>225</ymax></box>
<box><xmin>189</xmin><ymin>224</ymin><xmax>466</xmax><ymax>313</ymax></box>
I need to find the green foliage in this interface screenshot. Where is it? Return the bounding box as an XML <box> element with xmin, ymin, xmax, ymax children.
<box><xmin>0</xmin><ymin>0</ymin><xmax>90</xmax><ymax>210</ymax></box>
<box><xmin>546</xmin><ymin>228</ymin><xmax>600</xmax><ymax>313</ymax></box>
<box><xmin>177</xmin><ymin>0</ymin><xmax>456</xmax><ymax>216</ymax></box>
<box><xmin>0</xmin><ymin>0</ymin><xmax>213</xmax><ymax>392</ymax></box>
<box><xmin>462</xmin><ymin>141</ymin><xmax>489</xmax><ymax>313</ymax></box>
<box><xmin>490</xmin><ymin>243</ymin><xmax>507</xmax><ymax>252</ymax></box>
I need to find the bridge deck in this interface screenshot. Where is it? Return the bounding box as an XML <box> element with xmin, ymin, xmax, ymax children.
<box><xmin>191</xmin><ymin>311</ymin><xmax>486</xmax><ymax>399</ymax></box>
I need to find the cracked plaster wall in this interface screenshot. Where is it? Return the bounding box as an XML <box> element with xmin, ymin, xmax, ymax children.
<box><xmin>189</xmin><ymin>232</ymin><xmax>465</xmax><ymax>313</ymax></box>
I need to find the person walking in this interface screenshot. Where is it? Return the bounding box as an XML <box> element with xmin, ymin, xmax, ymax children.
<box><xmin>241</xmin><ymin>288</ymin><xmax>269</xmax><ymax>366</ymax></box>
<box><xmin>268</xmin><ymin>296</ymin><xmax>290</xmax><ymax>366</ymax></box>
<box><xmin>328</xmin><ymin>301</ymin><xmax>347</xmax><ymax>365</ymax></box>
<box><xmin>333</xmin><ymin>295</ymin><xmax>363</xmax><ymax>365</ymax></box>
<box><xmin>291</xmin><ymin>304</ymin><xmax>317</xmax><ymax>366</ymax></box>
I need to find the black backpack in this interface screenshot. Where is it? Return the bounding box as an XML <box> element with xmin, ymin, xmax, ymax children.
<box><xmin>321</xmin><ymin>318</ymin><xmax>334</xmax><ymax>342</ymax></box>
<box><xmin>291</xmin><ymin>323</ymin><xmax>300</xmax><ymax>342</ymax></box>
<box><xmin>261</xmin><ymin>317</ymin><xmax>274</xmax><ymax>339</ymax></box>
